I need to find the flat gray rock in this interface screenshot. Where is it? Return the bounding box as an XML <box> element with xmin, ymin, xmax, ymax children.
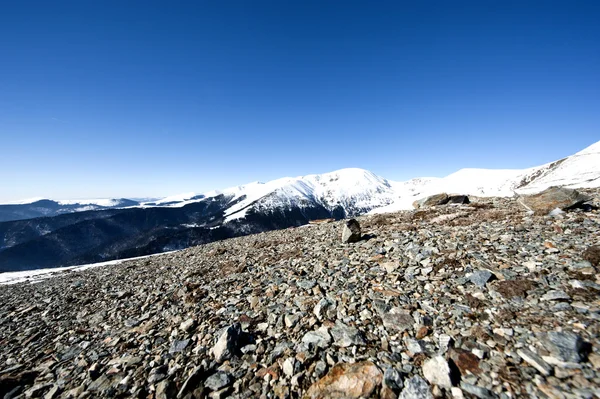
<box><xmin>538</xmin><ymin>331</ymin><xmax>589</xmax><ymax>363</ymax></box>
<box><xmin>302</xmin><ymin>327</ymin><xmax>332</xmax><ymax>349</ymax></box>
<box><xmin>469</xmin><ymin>270</ymin><xmax>494</xmax><ymax>287</ymax></box>
<box><xmin>399</xmin><ymin>376</ymin><xmax>433</xmax><ymax>399</ymax></box>
<box><xmin>330</xmin><ymin>321</ymin><xmax>365</xmax><ymax>347</ymax></box>
<box><xmin>204</xmin><ymin>372</ymin><xmax>232</xmax><ymax>391</ymax></box>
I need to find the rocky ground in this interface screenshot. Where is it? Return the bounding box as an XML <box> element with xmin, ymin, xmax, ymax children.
<box><xmin>1</xmin><ymin>189</ymin><xmax>599</xmax><ymax>399</ymax></box>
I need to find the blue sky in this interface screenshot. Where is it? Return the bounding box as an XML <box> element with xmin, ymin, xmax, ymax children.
<box><xmin>0</xmin><ymin>1</ymin><xmax>598</xmax><ymax>201</ymax></box>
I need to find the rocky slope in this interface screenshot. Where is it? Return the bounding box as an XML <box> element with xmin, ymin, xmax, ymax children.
<box><xmin>0</xmin><ymin>190</ymin><xmax>599</xmax><ymax>398</ymax></box>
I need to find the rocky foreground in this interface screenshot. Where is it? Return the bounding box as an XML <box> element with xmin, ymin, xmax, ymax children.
<box><xmin>1</xmin><ymin>189</ymin><xmax>599</xmax><ymax>399</ymax></box>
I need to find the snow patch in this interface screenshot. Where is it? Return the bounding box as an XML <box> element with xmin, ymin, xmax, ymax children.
<box><xmin>0</xmin><ymin>251</ymin><xmax>177</xmax><ymax>285</ymax></box>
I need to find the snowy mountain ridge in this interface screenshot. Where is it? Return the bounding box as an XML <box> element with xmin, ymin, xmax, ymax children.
<box><xmin>374</xmin><ymin>140</ymin><xmax>599</xmax><ymax>213</ymax></box>
<box><xmin>208</xmin><ymin>140</ymin><xmax>599</xmax><ymax>218</ymax></box>
<box><xmin>1</xmin><ymin>140</ymin><xmax>598</xmax><ymax>272</ymax></box>
<box><xmin>2</xmin><ymin>140</ymin><xmax>599</xmax><ymax>222</ymax></box>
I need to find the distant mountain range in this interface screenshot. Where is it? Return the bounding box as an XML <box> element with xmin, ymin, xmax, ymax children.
<box><xmin>1</xmin><ymin>140</ymin><xmax>598</xmax><ymax>272</ymax></box>
<box><xmin>0</xmin><ymin>198</ymin><xmax>142</xmax><ymax>223</ymax></box>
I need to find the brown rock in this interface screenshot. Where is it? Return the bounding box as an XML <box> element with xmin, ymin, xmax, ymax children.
<box><xmin>413</xmin><ymin>193</ymin><xmax>449</xmax><ymax>209</ymax></box>
<box><xmin>583</xmin><ymin>245</ymin><xmax>600</xmax><ymax>267</ymax></box>
<box><xmin>303</xmin><ymin>361</ymin><xmax>383</xmax><ymax>399</ymax></box>
<box><xmin>416</xmin><ymin>326</ymin><xmax>430</xmax><ymax>340</ymax></box>
<box><xmin>493</xmin><ymin>279</ymin><xmax>535</xmax><ymax>298</ymax></box>
<box><xmin>450</xmin><ymin>349</ymin><xmax>481</xmax><ymax>375</ymax></box>
<box><xmin>519</xmin><ymin>186</ymin><xmax>589</xmax><ymax>214</ymax></box>
<box><xmin>380</xmin><ymin>385</ymin><xmax>398</xmax><ymax>399</ymax></box>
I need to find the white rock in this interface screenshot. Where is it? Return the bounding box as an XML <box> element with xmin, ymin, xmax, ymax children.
<box><xmin>179</xmin><ymin>318</ymin><xmax>196</xmax><ymax>332</ymax></box>
<box><xmin>283</xmin><ymin>357</ymin><xmax>296</xmax><ymax>377</ymax></box>
<box><xmin>422</xmin><ymin>355</ymin><xmax>453</xmax><ymax>389</ymax></box>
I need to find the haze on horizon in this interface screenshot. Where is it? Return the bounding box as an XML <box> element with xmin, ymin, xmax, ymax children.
<box><xmin>1</xmin><ymin>1</ymin><xmax>598</xmax><ymax>203</ymax></box>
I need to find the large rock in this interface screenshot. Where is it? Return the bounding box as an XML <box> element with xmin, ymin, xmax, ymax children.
<box><xmin>422</xmin><ymin>356</ymin><xmax>453</xmax><ymax>388</ymax></box>
<box><xmin>538</xmin><ymin>331</ymin><xmax>590</xmax><ymax>363</ymax></box>
<box><xmin>447</xmin><ymin>195</ymin><xmax>470</xmax><ymax>205</ymax></box>
<box><xmin>413</xmin><ymin>193</ymin><xmax>449</xmax><ymax>209</ymax></box>
<box><xmin>519</xmin><ymin>186</ymin><xmax>590</xmax><ymax>214</ymax></box>
<box><xmin>212</xmin><ymin>323</ymin><xmax>243</xmax><ymax>363</ymax></box>
<box><xmin>583</xmin><ymin>245</ymin><xmax>600</xmax><ymax>267</ymax></box>
<box><xmin>341</xmin><ymin>219</ymin><xmax>361</xmax><ymax>243</ymax></box>
<box><xmin>303</xmin><ymin>361</ymin><xmax>383</xmax><ymax>399</ymax></box>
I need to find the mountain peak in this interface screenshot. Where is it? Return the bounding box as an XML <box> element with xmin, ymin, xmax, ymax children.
<box><xmin>574</xmin><ymin>139</ymin><xmax>600</xmax><ymax>155</ymax></box>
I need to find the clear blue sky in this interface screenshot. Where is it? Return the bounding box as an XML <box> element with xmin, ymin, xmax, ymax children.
<box><xmin>1</xmin><ymin>1</ymin><xmax>598</xmax><ymax>201</ymax></box>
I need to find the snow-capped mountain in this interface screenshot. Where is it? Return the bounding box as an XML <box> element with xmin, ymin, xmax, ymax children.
<box><xmin>515</xmin><ymin>140</ymin><xmax>600</xmax><ymax>193</ymax></box>
<box><xmin>373</xmin><ymin>140</ymin><xmax>600</xmax><ymax>213</ymax></box>
<box><xmin>1</xmin><ymin>140</ymin><xmax>598</xmax><ymax>272</ymax></box>
<box><xmin>5</xmin><ymin>139</ymin><xmax>597</xmax><ymax>223</ymax></box>
<box><xmin>157</xmin><ymin>139</ymin><xmax>600</xmax><ymax>218</ymax></box>
<box><xmin>215</xmin><ymin>168</ymin><xmax>398</xmax><ymax>222</ymax></box>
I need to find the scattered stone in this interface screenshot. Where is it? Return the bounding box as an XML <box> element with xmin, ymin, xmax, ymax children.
<box><xmin>24</xmin><ymin>383</ymin><xmax>52</xmax><ymax>398</ymax></box>
<box><xmin>341</xmin><ymin>219</ymin><xmax>361</xmax><ymax>243</ymax></box>
<box><xmin>303</xmin><ymin>361</ymin><xmax>382</xmax><ymax>399</ymax></box>
<box><xmin>381</xmin><ymin>261</ymin><xmax>399</xmax><ymax>273</ymax></box>
<box><xmin>314</xmin><ymin>298</ymin><xmax>336</xmax><ymax>320</ymax></box>
<box><xmin>208</xmin><ymin>386</ymin><xmax>230</xmax><ymax>399</ymax></box>
<box><xmin>451</xmin><ymin>387</ymin><xmax>465</xmax><ymax>399</ymax></box>
<box><xmin>1</xmin><ymin>189</ymin><xmax>599</xmax><ymax>399</ymax></box>
<box><xmin>283</xmin><ymin>357</ymin><xmax>296</xmax><ymax>377</ymax></box>
<box><xmin>176</xmin><ymin>366</ymin><xmax>203</xmax><ymax>399</ymax></box>
<box><xmin>43</xmin><ymin>385</ymin><xmax>60</xmax><ymax>399</ymax></box>
<box><xmin>155</xmin><ymin>379</ymin><xmax>177</xmax><ymax>399</ymax></box>
<box><xmin>87</xmin><ymin>374</ymin><xmax>112</xmax><ymax>392</ymax></box>
<box><xmin>270</xmin><ymin>341</ymin><xmax>293</xmax><ymax>363</ymax></box>
<box><xmin>297</xmin><ymin>280</ymin><xmax>317</xmax><ymax>290</ymax></box>
<box><xmin>284</xmin><ymin>313</ymin><xmax>301</xmax><ymax>328</ymax></box>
